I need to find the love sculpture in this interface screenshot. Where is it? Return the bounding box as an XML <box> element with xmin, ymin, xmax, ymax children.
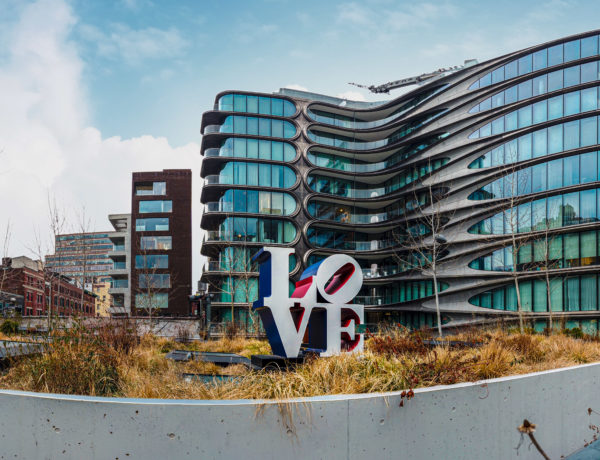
<box><xmin>252</xmin><ymin>247</ymin><xmax>365</xmax><ymax>358</ymax></box>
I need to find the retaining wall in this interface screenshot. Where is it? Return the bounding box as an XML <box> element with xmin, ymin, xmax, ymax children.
<box><xmin>1</xmin><ymin>362</ymin><xmax>599</xmax><ymax>459</ymax></box>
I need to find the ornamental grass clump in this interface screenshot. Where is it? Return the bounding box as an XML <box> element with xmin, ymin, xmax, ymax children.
<box><xmin>3</xmin><ymin>325</ymin><xmax>600</xmax><ymax>400</ymax></box>
<box><xmin>6</xmin><ymin>324</ymin><xmax>121</xmax><ymax>396</ymax></box>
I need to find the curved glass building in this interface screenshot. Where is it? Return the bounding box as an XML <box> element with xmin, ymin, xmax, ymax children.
<box><xmin>200</xmin><ymin>30</ymin><xmax>600</xmax><ymax>333</ymax></box>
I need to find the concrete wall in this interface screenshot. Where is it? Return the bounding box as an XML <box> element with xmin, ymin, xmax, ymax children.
<box><xmin>1</xmin><ymin>362</ymin><xmax>600</xmax><ymax>459</ymax></box>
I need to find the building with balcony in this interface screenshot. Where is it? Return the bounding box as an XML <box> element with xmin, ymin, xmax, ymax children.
<box><xmin>45</xmin><ymin>232</ymin><xmax>114</xmax><ymax>283</ymax></box>
<box><xmin>200</xmin><ymin>30</ymin><xmax>600</xmax><ymax>333</ymax></box>
<box><xmin>131</xmin><ymin>170</ymin><xmax>192</xmax><ymax>316</ymax></box>
<box><xmin>107</xmin><ymin>214</ymin><xmax>131</xmax><ymax>315</ymax></box>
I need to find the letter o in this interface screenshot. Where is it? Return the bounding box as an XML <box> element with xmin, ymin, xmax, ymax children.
<box><xmin>315</xmin><ymin>254</ymin><xmax>363</xmax><ymax>304</ymax></box>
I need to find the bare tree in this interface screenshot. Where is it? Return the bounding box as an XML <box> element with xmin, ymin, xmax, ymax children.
<box><xmin>0</xmin><ymin>220</ymin><xmax>11</xmax><ymax>296</ymax></box>
<box><xmin>75</xmin><ymin>205</ymin><xmax>94</xmax><ymax>316</ymax></box>
<box><xmin>392</xmin><ymin>159</ymin><xmax>456</xmax><ymax>337</ymax></box>
<box><xmin>205</xmin><ymin>242</ymin><xmax>258</xmax><ymax>336</ymax></box>
<box><xmin>28</xmin><ymin>193</ymin><xmax>69</xmax><ymax>330</ymax></box>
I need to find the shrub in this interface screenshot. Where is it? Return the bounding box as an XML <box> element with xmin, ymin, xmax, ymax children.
<box><xmin>564</xmin><ymin>327</ymin><xmax>584</xmax><ymax>339</ymax></box>
<box><xmin>0</xmin><ymin>319</ymin><xmax>19</xmax><ymax>335</ymax></box>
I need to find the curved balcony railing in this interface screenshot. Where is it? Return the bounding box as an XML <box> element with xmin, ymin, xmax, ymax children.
<box><xmin>205</xmin><ymin>260</ymin><xmax>257</xmax><ymax>273</ymax></box>
<box><xmin>309</xmin><ymin>239</ymin><xmax>395</xmax><ymax>251</ymax></box>
<box><xmin>204</xmin><ymin>125</ymin><xmax>221</xmax><ymax>134</ymax></box>
<box><xmin>306</xmin><ymin>85</ymin><xmax>446</xmax><ymax>130</ymax></box>
<box><xmin>361</xmin><ymin>266</ymin><xmax>402</xmax><ymax>279</ymax></box>
<box><xmin>309</xmin><ymin>207</ymin><xmax>401</xmax><ymax>224</ymax></box>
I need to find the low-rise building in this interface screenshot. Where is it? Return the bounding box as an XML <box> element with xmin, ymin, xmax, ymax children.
<box><xmin>93</xmin><ymin>282</ymin><xmax>112</xmax><ymax>317</ymax></box>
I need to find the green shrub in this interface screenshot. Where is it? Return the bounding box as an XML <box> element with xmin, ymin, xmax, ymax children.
<box><xmin>0</xmin><ymin>319</ymin><xmax>19</xmax><ymax>335</ymax></box>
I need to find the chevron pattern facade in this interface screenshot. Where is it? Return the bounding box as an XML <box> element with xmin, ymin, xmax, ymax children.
<box><xmin>200</xmin><ymin>30</ymin><xmax>600</xmax><ymax>333</ymax></box>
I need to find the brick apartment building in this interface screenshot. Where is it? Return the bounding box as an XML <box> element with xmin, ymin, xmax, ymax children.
<box><xmin>130</xmin><ymin>169</ymin><xmax>192</xmax><ymax>316</ymax></box>
<box><xmin>1</xmin><ymin>256</ymin><xmax>95</xmax><ymax>317</ymax></box>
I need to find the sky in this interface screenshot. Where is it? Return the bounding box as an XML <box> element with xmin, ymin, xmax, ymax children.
<box><xmin>1</xmin><ymin>0</ymin><xmax>600</xmax><ymax>287</ymax></box>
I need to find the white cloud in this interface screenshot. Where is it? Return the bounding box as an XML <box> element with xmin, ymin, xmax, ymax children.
<box><xmin>336</xmin><ymin>90</ymin><xmax>366</xmax><ymax>102</ymax></box>
<box><xmin>79</xmin><ymin>23</ymin><xmax>189</xmax><ymax>64</ymax></box>
<box><xmin>0</xmin><ymin>0</ymin><xmax>202</xmax><ymax>283</ymax></box>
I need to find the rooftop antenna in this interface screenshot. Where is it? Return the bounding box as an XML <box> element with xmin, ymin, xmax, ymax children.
<box><xmin>349</xmin><ymin>59</ymin><xmax>478</xmax><ymax>94</ymax></box>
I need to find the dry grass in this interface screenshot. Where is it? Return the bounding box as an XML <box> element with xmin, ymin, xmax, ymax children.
<box><xmin>2</xmin><ymin>325</ymin><xmax>600</xmax><ymax>400</ymax></box>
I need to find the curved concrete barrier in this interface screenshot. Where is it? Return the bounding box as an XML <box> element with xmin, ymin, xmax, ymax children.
<box><xmin>1</xmin><ymin>362</ymin><xmax>600</xmax><ymax>459</ymax></box>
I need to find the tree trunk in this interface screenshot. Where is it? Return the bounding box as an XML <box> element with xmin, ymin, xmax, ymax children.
<box><xmin>432</xmin><ymin>270</ymin><xmax>442</xmax><ymax>338</ymax></box>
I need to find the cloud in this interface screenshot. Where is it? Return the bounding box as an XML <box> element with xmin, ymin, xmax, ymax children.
<box><xmin>336</xmin><ymin>91</ymin><xmax>366</xmax><ymax>102</ymax></box>
<box><xmin>0</xmin><ymin>0</ymin><xmax>201</xmax><ymax>281</ymax></box>
<box><xmin>79</xmin><ymin>23</ymin><xmax>189</xmax><ymax>64</ymax></box>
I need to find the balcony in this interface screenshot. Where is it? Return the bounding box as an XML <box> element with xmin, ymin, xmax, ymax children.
<box><xmin>204</xmin><ymin>125</ymin><xmax>222</xmax><ymax>134</ymax></box>
<box><xmin>361</xmin><ymin>266</ymin><xmax>401</xmax><ymax>279</ymax></box>
<box><xmin>111</xmin><ymin>279</ymin><xmax>129</xmax><ymax>289</ymax></box>
<box><xmin>204</xmin><ymin>175</ymin><xmax>231</xmax><ymax>185</ymax></box>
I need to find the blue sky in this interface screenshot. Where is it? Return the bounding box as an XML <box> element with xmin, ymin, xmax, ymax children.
<box><xmin>1</xmin><ymin>0</ymin><xmax>600</xmax><ymax>284</ymax></box>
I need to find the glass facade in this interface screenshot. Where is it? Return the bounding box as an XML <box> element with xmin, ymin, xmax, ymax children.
<box><xmin>135</xmin><ymin>218</ymin><xmax>169</xmax><ymax>232</ymax></box>
<box><xmin>135</xmin><ymin>182</ymin><xmax>166</xmax><ymax>196</ymax></box>
<box><xmin>135</xmin><ymin>293</ymin><xmax>168</xmax><ymax>310</ymax></box>
<box><xmin>308</xmin><ymin>151</ymin><xmax>448</xmax><ymax>181</ymax></box>
<box><xmin>140</xmin><ymin>236</ymin><xmax>172</xmax><ymax>250</ymax></box>
<box><xmin>201</xmin><ymin>34</ymin><xmax>600</xmax><ymax>331</ymax></box>
<box><xmin>210</xmin><ymin>162</ymin><xmax>296</xmax><ymax>188</ymax></box>
<box><xmin>469</xmin><ymin>114</ymin><xmax>600</xmax><ymax>168</ymax></box>
<box><xmin>217</xmin><ymin>189</ymin><xmax>296</xmax><ymax>216</ymax></box>
<box><xmin>139</xmin><ymin>200</ymin><xmax>172</xmax><ymax>213</ymax></box>
<box><xmin>306</xmin><ymin>86</ymin><xmax>444</xmax><ymax>129</ymax></box>
<box><xmin>469</xmin><ymin>60</ymin><xmax>600</xmax><ymax>113</ymax></box>
<box><xmin>215</xmin><ymin>217</ymin><xmax>296</xmax><ymax>244</ymax></box>
<box><xmin>469</xmin><ymin>274</ymin><xmax>600</xmax><ymax>312</ymax></box>
<box><xmin>218</xmin><ymin>115</ymin><xmax>296</xmax><ymax>138</ymax></box>
<box><xmin>139</xmin><ymin>274</ymin><xmax>171</xmax><ymax>289</ymax></box>
<box><xmin>469</xmin><ymin>151</ymin><xmax>600</xmax><ymax>200</ymax></box>
<box><xmin>307</xmin><ymin>174</ymin><xmax>431</xmax><ymax>202</ymax></box>
<box><xmin>469</xmin><ymin>229</ymin><xmax>600</xmax><ymax>271</ymax></box>
<box><xmin>135</xmin><ymin>254</ymin><xmax>168</xmax><ymax>269</ymax></box>
<box><xmin>470</xmin><ymin>87</ymin><xmax>600</xmax><ymax>139</ymax></box>
<box><xmin>217</xmin><ymin>93</ymin><xmax>296</xmax><ymax>117</ymax></box>
<box><xmin>469</xmin><ymin>188</ymin><xmax>600</xmax><ymax>234</ymax></box>
<box><xmin>469</xmin><ymin>34</ymin><xmax>600</xmax><ymax>90</ymax></box>
<box><xmin>212</xmin><ymin>137</ymin><xmax>296</xmax><ymax>161</ymax></box>
<box><xmin>308</xmin><ymin>111</ymin><xmax>445</xmax><ymax>150</ymax></box>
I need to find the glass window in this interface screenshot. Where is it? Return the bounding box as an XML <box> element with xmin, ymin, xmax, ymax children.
<box><xmin>581</xmin><ymin>35</ymin><xmax>599</xmax><ymax>58</ymax></box>
<box><xmin>140</xmin><ymin>236</ymin><xmax>172</xmax><ymax>250</ymax></box>
<box><xmin>491</xmin><ymin>67</ymin><xmax>504</xmax><ymax>84</ymax></box>
<box><xmin>563</xmin><ymin>66</ymin><xmax>580</xmax><ymax>87</ymax></box>
<box><xmin>564</xmin><ymin>91</ymin><xmax>580</xmax><ymax>116</ymax></box>
<box><xmin>505</xmin><ymin>86</ymin><xmax>518</xmax><ymax>104</ymax></box>
<box><xmin>505</xmin><ymin>61</ymin><xmax>518</xmax><ymax>80</ymax></box>
<box><xmin>564</xmin><ymin>39</ymin><xmax>580</xmax><ymax>62</ymax></box>
<box><xmin>531</xmin><ymin>163</ymin><xmax>547</xmax><ymax>193</ymax></box>
<box><xmin>135</xmin><ymin>218</ymin><xmax>169</xmax><ymax>232</ymax></box>
<box><xmin>581</xmin><ymin>88</ymin><xmax>598</xmax><ymax>112</ymax></box>
<box><xmin>139</xmin><ymin>274</ymin><xmax>170</xmax><ymax>289</ymax></box>
<box><xmin>533</xmin><ymin>129</ymin><xmax>547</xmax><ymax>157</ymax></box>
<box><xmin>563</xmin><ymin>154</ymin><xmax>579</xmax><ymax>186</ymax></box>
<box><xmin>563</xmin><ymin>192</ymin><xmax>579</xmax><ymax>226</ymax></box>
<box><xmin>547</xmin><ymin>125</ymin><xmax>563</xmax><ymax>154</ymax></box>
<box><xmin>532</xmin><ymin>75</ymin><xmax>547</xmax><ymax>96</ymax></box>
<box><xmin>505</xmin><ymin>112</ymin><xmax>517</xmax><ymax>131</ymax></box>
<box><xmin>581</xmin><ymin>189</ymin><xmax>596</xmax><ymax>221</ymax></box>
<box><xmin>136</xmin><ymin>293</ymin><xmax>168</xmax><ymax>310</ymax></box>
<box><xmin>581</xmin><ymin>117</ymin><xmax>597</xmax><ymax>147</ymax></box>
<box><xmin>135</xmin><ymin>182</ymin><xmax>166</xmax><ymax>196</ymax></box>
<box><xmin>271</xmin><ymin>98</ymin><xmax>283</xmax><ymax>116</ymax></box>
<box><xmin>547</xmin><ymin>158</ymin><xmax>563</xmax><ymax>189</ymax></box>
<box><xmin>533</xmin><ymin>49</ymin><xmax>548</xmax><ymax>70</ymax></box>
<box><xmin>547</xmin><ymin>70</ymin><xmax>563</xmax><ymax>92</ymax></box>
<box><xmin>233</xmin><ymin>94</ymin><xmax>246</xmax><ymax>112</ymax></box>
<box><xmin>563</xmin><ymin>120</ymin><xmax>580</xmax><ymax>151</ymax></box>
<box><xmin>548</xmin><ymin>95</ymin><xmax>563</xmax><ymax>120</ymax></box>
<box><xmin>565</xmin><ymin>277</ymin><xmax>580</xmax><ymax>311</ymax></box>
<box><xmin>518</xmin><ymin>80</ymin><xmax>532</xmax><ymax>100</ymax></box>
<box><xmin>135</xmin><ymin>254</ymin><xmax>168</xmax><ymax>269</ymax></box>
<box><xmin>533</xmin><ymin>280</ymin><xmax>547</xmax><ymax>312</ymax></box>
<box><xmin>581</xmin><ymin>61</ymin><xmax>598</xmax><ymax>83</ymax></box>
<box><xmin>581</xmin><ymin>275</ymin><xmax>597</xmax><ymax>310</ymax></box>
<box><xmin>518</xmin><ymin>54</ymin><xmax>533</xmax><ymax>75</ymax></box>
<box><xmin>548</xmin><ymin>44</ymin><xmax>563</xmax><ymax>67</ymax></box>
<box><xmin>581</xmin><ymin>152</ymin><xmax>598</xmax><ymax>183</ymax></box>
